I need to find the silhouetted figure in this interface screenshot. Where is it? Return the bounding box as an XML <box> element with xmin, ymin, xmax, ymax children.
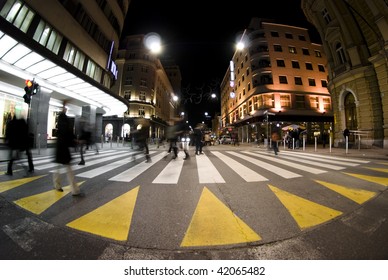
<box><xmin>134</xmin><ymin>119</ymin><xmax>151</xmax><ymax>162</ymax></box>
<box><xmin>53</xmin><ymin>105</ymin><xmax>81</xmax><ymax>196</ymax></box>
<box><xmin>5</xmin><ymin>114</ymin><xmax>34</xmax><ymax>175</ymax></box>
<box><xmin>271</xmin><ymin>130</ymin><xmax>280</xmax><ymax>155</ymax></box>
<box><xmin>193</xmin><ymin>123</ymin><xmax>204</xmax><ymax>155</ymax></box>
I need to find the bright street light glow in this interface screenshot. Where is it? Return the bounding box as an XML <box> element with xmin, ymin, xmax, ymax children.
<box><xmin>144</xmin><ymin>32</ymin><xmax>162</xmax><ymax>53</ymax></box>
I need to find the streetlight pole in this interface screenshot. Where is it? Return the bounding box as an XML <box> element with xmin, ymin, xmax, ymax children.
<box><xmin>264</xmin><ymin>110</ymin><xmax>275</xmax><ymax>148</ymax></box>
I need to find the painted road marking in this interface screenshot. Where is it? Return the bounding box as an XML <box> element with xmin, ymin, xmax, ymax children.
<box><xmin>196</xmin><ymin>153</ymin><xmax>225</xmax><ymax>184</ymax></box>
<box><xmin>13</xmin><ymin>182</ymin><xmax>84</xmax><ymax>214</ymax></box>
<box><xmin>0</xmin><ymin>175</ymin><xmax>46</xmax><ymax>193</ymax></box>
<box><xmin>315</xmin><ymin>180</ymin><xmax>377</xmax><ymax>204</ymax></box>
<box><xmin>228</xmin><ymin>151</ymin><xmax>301</xmax><ymax>179</ymax></box>
<box><xmin>211</xmin><ymin>151</ymin><xmax>268</xmax><ymax>182</ymax></box>
<box><xmin>109</xmin><ymin>152</ymin><xmax>166</xmax><ymax>182</ymax></box>
<box><xmin>153</xmin><ymin>153</ymin><xmax>185</xmax><ymax>184</ymax></box>
<box><xmin>343</xmin><ymin>172</ymin><xmax>388</xmax><ymax>186</ymax></box>
<box><xmin>77</xmin><ymin>151</ymin><xmax>156</xmax><ymax>178</ymax></box>
<box><xmin>181</xmin><ymin>187</ymin><xmax>261</xmax><ymax>247</ymax></box>
<box><xmin>268</xmin><ymin>184</ymin><xmax>343</xmax><ymax>229</ymax></box>
<box><xmin>66</xmin><ymin>186</ymin><xmax>139</xmax><ymax>241</ymax></box>
<box><xmin>245</xmin><ymin>151</ymin><xmax>326</xmax><ymax>174</ymax></box>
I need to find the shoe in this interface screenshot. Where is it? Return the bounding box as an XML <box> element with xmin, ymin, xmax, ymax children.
<box><xmin>78</xmin><ymin>161</ymin><xmax>85</xmax><ymax>165</ymax></box>
<box><xmin>55</xmin><ymin>187</ymin><xmax>63</xmax><ymax>192</ymax></box>
<box><xmin>5</xmin><ymin>172</ymin><xmax>12</xmax><ymax>176</ymax></box>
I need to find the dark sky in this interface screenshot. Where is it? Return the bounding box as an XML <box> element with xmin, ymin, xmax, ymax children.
<box><xmin>122</xmin><ymin>0</ymin><xmax>321</xmax><ymax>125</ymax></box>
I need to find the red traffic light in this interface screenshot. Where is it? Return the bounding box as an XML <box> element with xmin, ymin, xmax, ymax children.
<box><xmin>25</xmin><ymin>79</ymin><xmax>33</xmax><ymax>88</ymax></box>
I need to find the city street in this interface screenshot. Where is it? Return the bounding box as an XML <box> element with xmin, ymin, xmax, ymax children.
<box><xmin>1</xmin><ymin>142</ymin><xmax>388</xmax><ymax>260</ymax></box>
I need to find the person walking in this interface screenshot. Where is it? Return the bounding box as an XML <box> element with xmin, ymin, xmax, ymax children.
<box><xmin>5</xmin><ymin>112</ymin><xmax>34</xmax><ymax>175</ymax></box>
<box><xmin>53</xmin><ymin>104</ymin><xmax>81</xmax><ymax>196</ymax></box>
<box><xmin>193</xmin><ymin>123</ymin><xmax>203</xmax><ymax>155</ymax></box>
<box><xmin>134</xmin><ymin>119</ymin><xmax>151</xmax><ymax>162</ymax></box>
<box><xmin>271</xmin><ymin>130</ymin><xmax>280</xmax><ymax>155</ymax></box>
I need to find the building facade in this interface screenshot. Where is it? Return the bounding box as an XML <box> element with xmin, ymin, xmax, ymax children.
<box><xmin>109</xmin><ymin>34</ymin><xmax>179</xmax><ymax>142</ymax></box>
<box><xmin>220</xmin><ymin>18</ymin><xmax>332</xmax><ymax>145</ymax></box>
<box><xmin>0</xmin><ymin>0</ymin><xmax>129</xmax><ymax>148</ymax></box>
<box><xmin>302</xmin><ymin>0</ymin><xmax>388</xmax><ymax>148</ymax></box>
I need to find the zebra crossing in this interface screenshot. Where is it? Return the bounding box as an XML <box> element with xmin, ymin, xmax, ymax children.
<box><xmin>1</xmin><ymin>147</ymin><xmax>388</xmax><ymax>250</ymax></box>
<box><xmin>8</xmin><ymin>148</ymin><xmax>371</xmax><ymax>183</ymax></box>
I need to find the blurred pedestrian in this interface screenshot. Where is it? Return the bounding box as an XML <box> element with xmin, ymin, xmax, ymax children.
<box><xmin>53</xmin><ymin>104</ymin><xmax>81</xmax><ymax>196</ymax></box>
<box><xmin>271</xmin><ymin>130</ymin><xmax>280</xmax><ymax>155</ymax></box>
<box><xmin>193</xmin><ymin>123</ymin><xmax>203</xmax><ymax>155</ymax></box>
<box><xmin>5</xmin><ymin>111</ymin><xmax>34</xmax><ymax>175</ymax></box>
<box><xmin>134</xmin><ymin>119</ymin><xmax>151</xmax><ymax>162</ymax></box>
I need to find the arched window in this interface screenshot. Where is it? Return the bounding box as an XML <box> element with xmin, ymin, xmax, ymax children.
<box><xmin>335</xmin><ymin>42</ymin><xmax>347</xmax><ymax>64</ymax></box>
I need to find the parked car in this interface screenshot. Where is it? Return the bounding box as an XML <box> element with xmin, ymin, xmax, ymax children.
<box><xmin>219</xmin><ymin>135</ymin><xmax>232</xmax><ymax>144</ymax></box>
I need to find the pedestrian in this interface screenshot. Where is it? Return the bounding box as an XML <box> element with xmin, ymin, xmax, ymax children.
<box><xmin>193</xmin><ymin>123</ymin><xmax>204</xmax><ymax>155</ymax></box>
<box><xmin>271</xmin><ymin>130</ymin><xmax>280</xmax><ymax>155</ymax></box>
<box><xmin>53</xmin><ymin>104</ymin><xmax>81</xmax><ymax>196</ymax></box>
<box><xmin>5</xmin><ymin>112</ymin><xmax>34</xmax><ymax>176</ymax></box>
<box><xmin>322</xmin><ymin>130</ymin><xmax>328</xmax><ymax>148</ymax></box>
<box><xmin>134</xmin><ymin>119</ymin><xmax>151</xmax><ymax>162</ymax></box>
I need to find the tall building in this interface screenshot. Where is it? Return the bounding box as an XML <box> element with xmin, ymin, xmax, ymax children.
<box><xmin>220</xmin><ymin>18</ymin><xmax>332</xmax><ymax>144</ymax></box>
<box><xmin>302</xmin><ymin>0</ymin><xmax>388</xmax><ymax>149</ymax></box>
<box><xmin>110</xmin><ymin>34</ymin><xmax>179</xmax><ymax>141</ymax></box>
<box><xmin>0</xmin><ymin>0</ymin><xmax>130</xmax><ymax>148</ymax></box>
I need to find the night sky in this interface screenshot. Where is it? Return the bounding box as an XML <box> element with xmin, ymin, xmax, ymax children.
<box><xmin>122</xmin><ymin>0</ymin><xmax>321</xmax><ymax>125</ymax></box>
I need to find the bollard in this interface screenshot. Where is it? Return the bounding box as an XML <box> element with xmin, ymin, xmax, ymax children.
<box><xmin>117</xmin><ymin>136</ymin><xmax>119</xmax><ymax>147</ymax></box>
<box><xmin>303</xmin><ymin>136</ymin><xmax>305</xmax><ymax>151</ymax></box>
<box><xmin>345</xmin><ymin>136</ymin><xmax>348</xmax><ymax>154</ymax></box>
<box><xmin>100</xmin><ymin>134</ymin><xmax>104</xmax><ymax>149</ymax></box>
<box><xmin>292</xmin><ymin>138</ymin><xmax>295</xmax><ymax>150</ymax></box>
<box><xmin>329</xmin><ymin>136</ymin><xmax>332</xmax><ymax>153</ymax></box>
<box><xmin>37</xmin><ymin>133</ymin><xmax>41</xmax><ymax>155</ymax></box>
<box><xmin>314</xmin><ymin>137</ymin><xmax>317</xmax><ymax>152</ymax></box>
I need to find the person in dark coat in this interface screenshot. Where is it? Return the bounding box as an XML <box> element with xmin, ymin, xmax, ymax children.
<box><xmin>5</xmin><ymin>113</ymin><xmax>34</xmax><ymax>175</ymax></box>
<box><xmin>53</xmin><ymin>105</ymin><xmax>81</xmax><ymax>196</ymax></box>
<box><xmin>134</xmin><ymin>119</ymin><xmax>151</xmax><ymax>162</ymax></box>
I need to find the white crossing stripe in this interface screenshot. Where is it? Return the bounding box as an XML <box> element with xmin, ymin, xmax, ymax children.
<box><xmin>109</xmin><ymin>152</ymin><xmax>166</xmax><ymax>182</ymax></box>
<box><xmin>196</xmin><ymin>153</ymin><xmax>225</xmax><ymax>184</ymax></box>
<box><xmin>211</xmin><ymin>151</ymin><xmax>268</xmax><ymax>182</ymax></box>
<box><xmin>76</xmin><ymin>151</ymin><xmax>156</xmax><ymax>178</ymax></box>
<box><xmin>227</xmin><ymin>151</ymin><xmax>301</xmax><ymax>179</ymax></box>
<box><xmin>50</xmin><ymin>151</ymin><xmax>134</xmax><ymax>174</ymax></box>
<box><xmin>254</xmin><ymin>151</ymin><xmax>346</xmax><ymax>170</ymax></box>
<box><xmin>279</xmin><ymin>150</ymin><xmax>370</xmax><ymax>164</ymax></box>
<box><xmin>152</xmin><ymin>152</ymin><xmax>186</xmax><ymax>184</ymax></box>
<box><xmin>243</xmin><ymin>151</ymin><xmax>326</xmax><ymax>174</ymax></box>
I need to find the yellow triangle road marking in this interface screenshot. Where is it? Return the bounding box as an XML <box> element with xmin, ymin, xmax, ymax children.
<box><xmin>13</xmin><ymin>182</ymin><xmax>85</xmax><ymax>214</ymax></box>
<box><xmin>364</xmin><ymin>167</ymin><xmax>388</xmax><ymax>173</ymax></box>
<box><xmin>0</xmin><ymin>175</ymin><xmax>46</xmax><ymax>193</ymax></box>
<box><xmin>268</xmin><ymin>184</ymin><xmax>343</xmax><ymax>230</ymax></box>
<box><xmin>180</xmin><ymin>187</ymin><xmax>261</xmax><ymax>247</ymax></box>
<box><xmin>343</xmin><ymin>172</ymin><xmax>388</xmax><ymax>186</ymax></box>
<box><xmin>315</xmin><ymin>180</ymin><xmax>377</xmax><ymax>204</ymax></box>
<box><xmin>66</xmin><ymin>186</ymin><xmax>139</xmax><ymax>241</ymax></box>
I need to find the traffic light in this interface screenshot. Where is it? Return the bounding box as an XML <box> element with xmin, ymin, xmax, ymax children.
<box><xmin>32</xmin><ymin>82</ymin><xmax>40</xmax><ymax>95</ymax></box>
<box><xmin>23</xmin><ymin>80</ymin><xmax>33</xmax><ymax>104</ymax></box>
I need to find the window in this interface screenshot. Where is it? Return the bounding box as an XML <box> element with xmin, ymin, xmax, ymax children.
<box><xmin>335</xmin><ymin>42</ymin><xmax>347</xmax><ymax>64</ymax></box>
<box><xmin>276</xmin><ymin>59</ymin><xmax>285</xmax><ymax>67</ymax></box>
<box><xmin>138</xmin><ymin>107</ymin><xmax>145</xmax><ymax>116</ymax></box>
<box><xmin>323</xmin><ymin>97</ymin><xmax>331</xmax><ymax>110</ymax></box>
<box><xmin>315</xmin><ymin>50</ymin><xmax>322</xmax><ymax>57</ymax></box>
<box><xmin>271</xmin><ymin>31</ymin><xmax>279</xmax><ymax>37</ymax></box>
<box><xmin>124</xmin><ymin>90</ymin><xmax>131</xmax><ymax>99</ymax></box>
<box><xmin>318</xmin><ymin>64</ymin><xmax>325</xmax><ymax>72</ymax></box>
<box><xmin>125</xmin><ymin>77</ymin><xmax>132</xmax><ymax>85</ymax></box>
<box><xmin>310</xmin><ymin>97</ymin><xmax>319</xmax><ymax>108</ymax></box>
<box><xmin>263</xmin><ymin>94</ymin><xmax>274</xmax><ymax>107</ymax></box>
<box><xmin>292</xmin><ymin>61</ymin><xmax>300</xmax><ymax>69</ymax></box>
<box><xmin>141</xmin><ymin>66</ymin><xmax>148</xmax><ymax>73</ymax></box>
<box><xmin>285</xmin><ymin>33</ymin><xmax>293</xmax><ymax>39</ymax></box>
<box><xmin>279</xmin><ymin>76</ymin><xmax>288</xmax><ymax>84</ymax></box>
<box><xmin>298</xmin><ymin>35</ymin><xmax>306</xmax><ymax>41</ymax></box>
<box><xmin>308</xmin><ymin>78</ymin><xmax>316</xmax><ymax>86</ymax></box>
<box><xmin>302</xmin><ymin>48</ymin><xmax>310</xmax><ymax>55</ymax></box>
<box><xmin>305</xmin><ymin>62</ymin><xmax>313</xmax><ymax>70</ymax></box>
<box><xmin>139</xmin><ymin>91</ymin><xmax>146</xmax><ymax>101</ymax></box>
<box><xmin>127</xmin><ymin>64</ymin><xmax>134</xmax><ymax>71</ymax></box>
<box><xmin>280</xmin><ymin>94</ymin><xmax>291</xmax><ymax>108</ymax></box>
<box><xmin>289</xmin><ymin>46</ymin><xmax>297</xmax><ymax>54</ymax></box>
<box><xmin>34</xmin><ymin>21</ymin><xmax>63</xmax><ymax>54</ymax></box>
<box><xmin>274</xmin><ymin>44</ymin><xmax>283</xmax><ymax>52</ymax></box>
<box><xmin>140</xmin><ymin>79</ymin><xmax>147</xmax><ymax>87</ymax></box>
<box><xmin>321</xmin><ymin>80</ymin><xmax>328</xmax><ymax>87</ymax></box>
<box><xmin>296</xmin><ymin>95</ymin><xmax>306</xmax><ymax>109</ymax></box>
<box><xmin>322</xmin><ymin>8</ymin><xmax>332</xmax><ymax>24</ymax></box>
<box><xmin>294</xmin><ymin>77</ymin><xmax>303</xmax><ymax>85</ymax></box>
